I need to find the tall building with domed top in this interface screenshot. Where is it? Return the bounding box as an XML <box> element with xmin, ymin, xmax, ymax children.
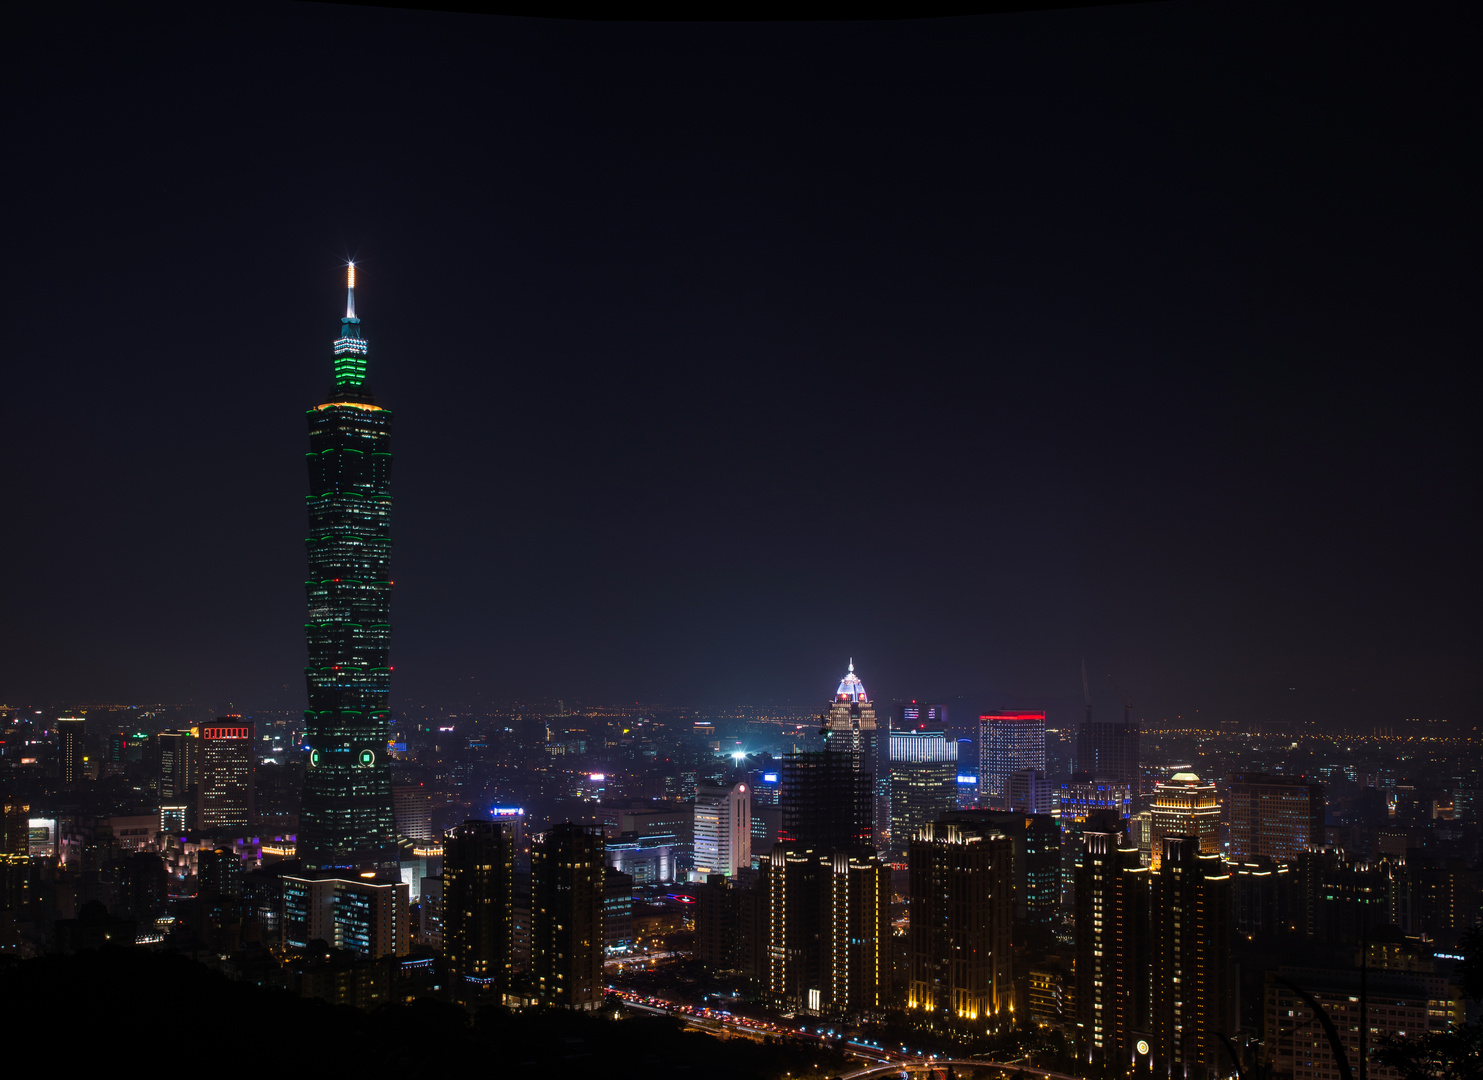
<box><xmin>780</xmin><ymin>661</ymin><xmax>879</xmax><ymax>853</ymax></box>
<box><xmin>298</xmin><ymin>264</ymin><xmax>398</xmax><ymax>874</ymax></box>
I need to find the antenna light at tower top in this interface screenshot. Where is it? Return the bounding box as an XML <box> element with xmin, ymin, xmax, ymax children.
<box><xmin>348</xmin><ymin>262</ymin><xmax>356</xmax><ymax>289</ymax></box>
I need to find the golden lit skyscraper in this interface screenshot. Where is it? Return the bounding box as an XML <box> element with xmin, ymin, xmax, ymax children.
<box><xmin>1147</xmin><ymin>771</ymin><xmax>1219</xmax><ymax>869</ymax></box>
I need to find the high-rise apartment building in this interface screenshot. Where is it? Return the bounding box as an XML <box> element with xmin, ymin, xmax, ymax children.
<box><xmin>443</xmin><ymin>819</ymin><xmax>515</xmax><ymax>995</ymax></box>
<box><xmin>979</xmin><ymin>711</ymin><xmax>1045</xmax><ymax>802</ymax></box>
<box><xmin>1075</xmin><ymin>717</ymin><xmax>1140</xmax><ymax>782</ymax></box>
<box><xmin>197</xmin><ymin>718</ymin><xmax>254</xmax><ymax>831</ymax></box>
<box><xmin>693</xmin><ymin>782</ymin><xmax>751</xmax><ymax>880</ymax></box>
<box><xmin>1074</xmin><ymin>825</ymin><xmax>1232</xmax><ymax>1074</ymax></box>
<box><xmin>532</xmin><ymin>823</ymin><xmax>605</xmax><ymax>1010</ymax></box>
<box><xmin>1148</xmin><ymin>772</ymin><xmax>1220</xmax><ymax>869</ymax></box>
<box><xmin>57</xmin><ymin>717</ymin><xmax>87</xmax><ymax>786</ymax></box>
<box><xmin>907</xmin><ymin>819</ymin><xmax>1015</xmax><ymax>1032</ymax></box>
<box><xmin>299</xmin><ymin>264</ymin><xmax>398</xmax><ymax>874</ymax></box>
<box><xmin>888</xmin><ymin>730</ymin><xmax>958</xmax><ymax>862</ymax></box>
<box><xmin>764</xmin><ymin>845</ymin><xmax>889</xmax><ymax>1015</ymax></box>
<box><xmin>1228</xmin><ymin>773</ymin><xmax>1324</xmax><ymax>861</ymax></box>
<box><xmin>1151</xmin><ymin>836</ymin><xmax>1233</xmax><ymax>1076</ymax></box>
<box><xmin>1074</xmin><ymin>813</ymin><xmax>1149</xmax><ymax>1064</ymax></box>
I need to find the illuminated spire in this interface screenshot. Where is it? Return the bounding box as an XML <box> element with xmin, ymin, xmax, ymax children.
<box><xmin>332</xmin><ymin>263</ymin><xmax>368</xmax><ymax>389</ymax></box>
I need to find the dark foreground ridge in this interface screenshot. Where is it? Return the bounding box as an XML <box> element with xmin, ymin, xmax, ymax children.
<box><xmin>1</xmin><ymin>948</ymin><xmax>851</xmax><ymax>1078</ymax></box>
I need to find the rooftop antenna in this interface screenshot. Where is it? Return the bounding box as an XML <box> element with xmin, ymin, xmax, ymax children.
<box><xmin>1107</xmin><ymin>673</ymin><xmax>1133</xmax><ymax>724</ymax></box>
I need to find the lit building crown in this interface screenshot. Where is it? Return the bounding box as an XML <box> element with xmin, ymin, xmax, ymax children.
<box><xmin>835</xmin><ymin>659</ymin><xmax>868</xmax><ymax>703</ymax></box>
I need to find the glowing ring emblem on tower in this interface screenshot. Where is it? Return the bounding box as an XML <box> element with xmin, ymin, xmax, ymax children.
<box><xmin>358</xmin><ymin>748</ymin><xmax>375</xmax><ymax>767</ymax></box>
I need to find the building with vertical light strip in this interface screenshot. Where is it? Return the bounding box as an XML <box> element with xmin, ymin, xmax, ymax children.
<box><xmin>299</xmin><ymin>264</ymin><xmax>398</xmax><ymax>874</ymax></box>
<box><xmin>979</xmin><ymin>711</ymin><xmax>1045</xmax><ymax>802</ymax></box>
<box><xmin>907</xmin><ymin>818</ymin><xmax>1015</xmax><ymax>1032</ymax></box>
<box><xmin>57</xmin><ymin>717</ymin><xmax>87</xmax><ymax>786</ymax></box>
<box><xmin>763</xmin><ymin>845</ymin><xmax>888</xmax><ymax>1016</ymax></box>
<box><xmin>198</xmin><ymin>717</ymin><xmax>254</xmax><ymax>831</ymax></box>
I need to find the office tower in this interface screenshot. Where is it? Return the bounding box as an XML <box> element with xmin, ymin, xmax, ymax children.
<box><xmin>197</xmin><ymin>718</ymin><xmax>254</xmax><ymax>831</ymax></box>
<box><xmin>603</xmin><ymin>870</ymin><xmax>634</xmax><ymax>956</ymax></box>
<box><xmin>532</xmin><ymin>823</ymin><xmax>604</xmax><ymax>1010</ymax></box>
<box><xmin>158</xmin><ymin>729</ymin><xmax>198</xmax><ymax>802</ymax></box>
<box><xmin>907</xmin><ymin>819</ymin><xmax>1015</xmax><ymax>1032</ymax></box>
<box><xmin>822</xmin><ymin>660</ymin><xmax>880</xmax><ymax>849</ymax></box>
<box><xmin>1007</xmin><ymin>769</ymin><xmax>1055</xmax><ymax>815</ymax></box>
<box><xmin>1151</xmin><ymin>836</ymin><xmax>1233</xmax><ymax>1077</ymax></box>
<box><xmin>1024</xmin><ymin>813</ymin><xmax>1062</xmax><ymax>923</ymax></box>
<box><xmin>979</xmin><ymin>711</ymin><xmax>1045</xmax><ymax>802</ymax></box>
<box><xmin>764</xmin><ymin>846</ymin><xmax>889</xmax><ymax>1015</ymax></box>
<box><xmin>693</xmin><ymin>781</ymin><xmax>751</xmax><ymax>880</ymax></box>
<box><xmin>282</xmin><ymin>873</ymin><xmax>410</xmax><ymax>959</ymax></box>
<box><xmin>392</xmin><ymin>784</ymin><xmax>434</xmax><ymax>845</ymax></box>
<box><xmin>1148</xmin><ymin>772</ymin><xmax>1220</xmax><ymax>869</ymax></box>
<box><xmin>888</xmin><ymin>729</ymin><xmax>958</xmax><ymax>862</ymax></box>
<box><xmin>1228</xmin><ymin>773</ymin><xmax>1324</xmax><ymax>861</ymax></box>
<box><xmin>1059</xmin><ymin>775</ymin><xmax>1134</xmax><ymax>822</ymax></box>
<box><xmin>1074</xmin><ymin>813</ymin><xmax>1149</xmax><ymax>1064</ymax></box>
<box><xmin>299</xmin><ymin>264</ymin><xmax>398</xmax><ymax>874</ymax></box>
<box><xmin>1075</xmin><ymin>716</ymin><xmax>1140</xmax><ymax>782</ymax></box>
<box><xmin>57</xmin><ymin>717</ymin><xmax>87</xmax><ymax>786</ymax></box>
<box><xmin>442</xmin><ymin>819</ymin><xmax>515</xmax><ymax>994</ymax></box>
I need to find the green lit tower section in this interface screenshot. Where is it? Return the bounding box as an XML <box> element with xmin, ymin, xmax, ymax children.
<box><xmin>299</xmin><ymin>263</ymin><xmax>397</xmax><ymax>873</ymax></box>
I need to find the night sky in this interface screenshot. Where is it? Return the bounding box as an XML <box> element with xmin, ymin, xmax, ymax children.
<box><xmin>3</xmin><ymin>2</ymin><xmax>1477</xmax><ymax>725</ymax></box>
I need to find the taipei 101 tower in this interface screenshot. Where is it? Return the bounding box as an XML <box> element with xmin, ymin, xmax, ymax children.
<box><xmin>298</xmin><ymin>264</ymin><xmax>398</xmax><ymax>873</ymax></box>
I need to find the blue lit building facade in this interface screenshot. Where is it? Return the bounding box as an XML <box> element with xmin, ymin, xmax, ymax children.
<box><xmin>299</xmin><ymin>265</ymin><xmax>398</xmax><ymax>873</ymax></box>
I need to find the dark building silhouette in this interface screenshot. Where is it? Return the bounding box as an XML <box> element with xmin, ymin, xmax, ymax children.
<box><xmin>299</xmin><ymin>264</ymin><xmax>398</xmax><ymax>874</ymax></box>
<box><xmin>1075</xmin><ymin>718</ymin><xmax>1140</xmax><ymax>783</ymax></box>
<box><xmin>443</xmin><ymin>819</ymin><xmax>515</xmax><ymax>996</ymax></box>
<box><xmin>532</xmin><ymin>822</ymin><xmax>604</xmax><ymax>1010</ymax></box>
